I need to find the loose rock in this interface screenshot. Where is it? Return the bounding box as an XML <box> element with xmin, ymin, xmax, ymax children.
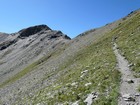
<box><xmin>126</xmin><ymin>79</ymin><xmax>134</xmax><ymax>83</ymax></box>
<box><xmin>122</xmin><ymin>94</ymin><xmax>135</xmax><ymax>101</ymax></box>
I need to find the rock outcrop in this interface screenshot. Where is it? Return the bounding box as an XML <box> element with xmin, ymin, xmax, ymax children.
<box><xmin>18</xmin><ymin>24</ymin><xmax>51</xmax><ymax>38</ymax></box>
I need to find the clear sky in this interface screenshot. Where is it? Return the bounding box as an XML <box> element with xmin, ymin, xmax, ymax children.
<box><xmin>0</xmin><ymin>0</ymin><xmax>140</xmax><ymax>38</ymax></box>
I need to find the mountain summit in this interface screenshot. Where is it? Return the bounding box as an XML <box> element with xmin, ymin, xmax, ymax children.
<box><xmin>18</xmin><ymin>24</ymin><xmax>51</xmax><ymax>37</ymax></box>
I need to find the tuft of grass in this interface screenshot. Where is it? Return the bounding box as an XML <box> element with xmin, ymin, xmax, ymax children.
<box><xmin>137</xmin><ymin>85</ymin><xmax>140</xmax><ymax>92</ymax></box>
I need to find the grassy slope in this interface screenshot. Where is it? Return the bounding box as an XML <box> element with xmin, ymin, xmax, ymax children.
<box><xmin>7</xmin><ymin>11</ymin><xmax>140</xmax><ymax>105</ymax></box>
<box><xmin>19</xmin><ymin>28</ymin><xmax>121</xmax><ymax>105</ymax></box>
<box><xmin>23</xmin><ymin>12</ymin><xmax>140</xmax><ymax>105</ymax></box>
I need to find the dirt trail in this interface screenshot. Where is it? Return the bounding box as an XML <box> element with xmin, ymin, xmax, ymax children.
<box><xmin>113</xmin><ymin>43</ymin><xmax>140</xmax><ymax>105</ymax></box>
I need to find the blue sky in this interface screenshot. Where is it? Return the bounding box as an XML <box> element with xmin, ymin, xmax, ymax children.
<box><xmin>0</xmin><ymin>0</ymin><xmax>140</xmax><ymax>38</ymax></box>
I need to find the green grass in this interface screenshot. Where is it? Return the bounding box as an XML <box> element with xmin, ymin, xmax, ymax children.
<box><xmin>137</xmin><ymin>85</ymin><xmax>140</xmax><ymax>92</ymax></box>
<box><xmin>19</xmin><ymin>30</ymin><xmax>121</xmax><ymax>105</ymax></box>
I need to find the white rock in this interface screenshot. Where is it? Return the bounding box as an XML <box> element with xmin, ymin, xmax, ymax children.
<box><xmin>122</xmin><ymin>94</ymin><xmax>134</xmax><ymax>101</ymax></box>
<box><xmin>71</xmin><ymin>82</ymin><xmax>78</xmax><ymax>86</ymax></box>
<box><xmin>84</xmin><ymin>92</ymin><xmax>98</xmax><ymax>105</ymax></box>
<box><xmin>135</xmin><ymin>93</ymin><xmax>140</xmax><ymax>96</ymax></box>
<box><xmin>80</xmin><ymin>74</ymin><xmax>85</xmax><ymax>78</ymax></box>
<box><xmin>85</xmin><ymin>83</ymin><xmax>92</xmax><ymax>86</ymax></box>
<box><xmin>122</xmin><ymin>94</ymin><xmax>131</xmax><ymax>98</ymax></box>
<box><xmin>72</xmin><ymin>101</ymin><xmax>79</xmax><ymax>105</ymax></box>
<box><xmin>84</xmin><ymin>94</ymin><xmax>94</xmax><ymax>105</ymax></box>
<box><xmin>126</xmin><ymin>79</ymin><xmax>134</xmax><ymax>83</ymax></box>
<box><xmin>81</xmin><ymin>70</ymin><xmax>88</xmax><ymax>74</ymax></box>
<box><xmin>36</xmin><ymin>103</ymin><xmax>43</xmax><ymax>105</ymax></box>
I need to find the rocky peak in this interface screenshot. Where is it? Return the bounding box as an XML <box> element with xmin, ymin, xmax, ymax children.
<box><xmin>18</xmin><ymin>24</ymin><xmax>51</xmax><ymax>38</ymax></box>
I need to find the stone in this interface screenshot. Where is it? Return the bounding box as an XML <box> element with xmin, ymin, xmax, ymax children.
<box><xmin>128</xmin><ymin>63</ymin><xmax>134</xmax><ymax>67</ymax></box>
<box><xmin>72</xmin><ymin>101</ymin><xmax>79</xmax><ymax>105</ymax></box>
<box><xmin>81</xmin><ymin>70</ymin><xmax>88</xmax><ymax>74</ymax></box>
<box><xmin>122</xmin><ymin>94</ymin><xmax>135</xmax><ymax>101</ymax></box>
<box><xmin>84</xmin><ymin>94</ymin><xmax>94</xmax><ymax>105</ymax></box>
<box><xmin>84</xmin><ymin>92</ymin><xmax>98</xmax><ymax>105</ymax></box>
<box><xmin>71</xmin><ymin>82</ymin><xmax>78</xmax><ymax>86</ymax></box>
<box><xmin>135</xmin><ymin>93</ymin><xmax>140</xmax><ymax>96</ymax></box>
<box><xmin>85</xmin><ymin>83</ymin><xmax>92</xmax><ymax>86</ymax></box>
<box><xmin>80</xmin><ymin>70</ymin><xmax>88</xmax><ymax>78</ymax></box>
<box><xmin>126</xmin><ymin>79</ymin><xmax>134</xmax><ymax>83</ymax></box>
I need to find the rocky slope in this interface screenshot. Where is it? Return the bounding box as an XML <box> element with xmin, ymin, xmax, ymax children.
<box><xmin>0</xmin><ymin>10</ymin><xmax>140</xmax><ymax>105</ymax></box>
<box><xmin>0</xmin><ymin>32</ymin><xmax>9</xmax><ymax>42</ymax></box>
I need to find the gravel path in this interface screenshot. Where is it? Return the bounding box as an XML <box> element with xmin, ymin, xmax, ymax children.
<box><xmin>113</xmin><ymin>43</ymin><xmax>140</xmax><ymax>105</ymax></box>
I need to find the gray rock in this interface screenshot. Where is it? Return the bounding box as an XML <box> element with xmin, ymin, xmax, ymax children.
<box><xmin>85</xmin><ymin>82</ymin><xmax>92</xmax><ymax>86</ymax></box>
<box><xmin>72</xmin><ymin>101</ymin><xmax>79</xmax><ymax>105</ymax></box>
<box><xmin>84</xmin><ymin>92</ymin><xmax>98</xmax><ymax>105</ymax></box>
<box><xmin>135</xmin><ymin>93</ymin><xmax>140</xmax><ymax>96</ymax></box>
<box><xmin>126</xmin><ymin>79</ymin><xmax>134</xmax><ymax>83</ymax></box>
<box><xmin>122</xmin><ymin>94</ymin><xmax>135</xmax><ymax>101</ymax></box>
<box><xmin>81</xmin><ymin>70</ymin><xmax>88</xmax><ymax>74</ymax></box>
